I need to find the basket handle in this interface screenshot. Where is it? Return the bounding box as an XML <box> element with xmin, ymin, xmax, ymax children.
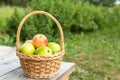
<box><xmin>16</xmin><ymin>11</ymin><xmax>64</xmax><ymax>52</ymax></box>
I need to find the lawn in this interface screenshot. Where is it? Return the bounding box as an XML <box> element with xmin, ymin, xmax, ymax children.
<box><xmin>64</xmin><ymin>26</ymin><xmax>120</xmax><ymax>80</ymax></box>
<box><xmin>0</xmin><ymin>6</ymin><xmax>120</xmax><ymax>80</ymax></box>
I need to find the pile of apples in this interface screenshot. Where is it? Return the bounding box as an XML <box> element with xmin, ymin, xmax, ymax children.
<box><xmin>20</xmin><ymin>34</ymin><xmax>61</xmax><ymax>56</ymax></box>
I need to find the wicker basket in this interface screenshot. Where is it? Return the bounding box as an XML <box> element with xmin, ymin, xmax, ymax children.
<box><xmin>16</xmin><ymin>11</ymin><xmax>65</xmax><ymax>78</ymax></box>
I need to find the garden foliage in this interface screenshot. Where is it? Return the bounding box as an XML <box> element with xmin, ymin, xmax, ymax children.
<box><xmin>0</xmin><ymin>0</ymin><xmax>31</xmax><ymax>7</ymax></box>
<box><xmin>5</xmin><ymin>0</ymin><xmax>120</xmax><ymax>44</ymax></box>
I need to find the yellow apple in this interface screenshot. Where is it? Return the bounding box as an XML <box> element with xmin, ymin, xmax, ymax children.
<box><xmin>20</xmin><ymin>43</ymin><xmax>35</xmax><ymax>55</ymax></box>
<box><xmin>48</xmin><ymin>42</ymin><xmax>61</xmax><ymax>54</ymax></box>
<box><xmin>34</xmin><ymin>46</ymin><xmax>52</xmax><ymax>56</ymax></box>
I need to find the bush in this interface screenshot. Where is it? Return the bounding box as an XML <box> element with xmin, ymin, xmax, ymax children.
<box><xmin>0</xmin><ymin>33</ymin><xmax>14</xmax><ymax>46</ymax></box>
<box><xmin>82</xmin><ymin>0</ymin><xmax>116</xmax><ymax>7</ymax></box>
<box><xmin>0</xmin><ymin>0</ymin><xmax>32</xmax><ymax>7</ymax></box>
<box><xmin>29</xmin><ymin>0</ymin><xmax>102</xmax><ymax>31</ymax></box>
<box><xmin>5</xmin><ymin>0</ymin><xmax>120</xmax><ymax>45</ymax></box>
<box><xmin>96</xmin><ymin>5</ymin><xmax>120</xmax><ymax>29</ymax></box>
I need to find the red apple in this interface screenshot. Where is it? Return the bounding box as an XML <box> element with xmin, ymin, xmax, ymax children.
<box><xmin>25</xmin><ymin>40</ymin><xmax>33</xmax><ymax>44</ymax></box>
<box><xmin>32</xmin><ymin>34</ymin><xmax>48</xmax><ymax>48</ymax></box>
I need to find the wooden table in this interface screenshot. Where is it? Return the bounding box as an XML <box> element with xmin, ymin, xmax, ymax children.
<box><xmin>0</xmin><ymin>46</ymin><xmax>75</xmax><ymax>80</ymax></box>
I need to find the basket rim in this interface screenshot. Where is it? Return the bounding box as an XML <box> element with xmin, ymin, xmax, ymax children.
<box><xmin>17</xmin><ymin>50</ymin><xmax>65</xmax><ymax>60</ymax></box>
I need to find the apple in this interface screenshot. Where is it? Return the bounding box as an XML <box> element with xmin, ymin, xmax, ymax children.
<box><xmin>25</xmin><ymin>40</ymin><xmax>33</xmax><ymax>44</ymax></box>
<box><xmin>33</xmin><ymin>34</ymin><xmax>48</xmax><ymax>48</ymax></box>
<box><xmin>48</xmin><ymin>42</ymin><xmax>61</xmax><ymax>54</ymax></box>
<box><xmin>34</xmin><ymin>46</ymin><xmax>52</xmax><ymax>56</ymax></box>
<box><xmin>20</xmin><ymin>43</ymin><xmax>35</xmax><ymax>55</ymax></box>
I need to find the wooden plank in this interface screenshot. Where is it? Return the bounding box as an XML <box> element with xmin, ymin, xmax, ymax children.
<box><xmin>57</xmin><ymin>62</ymin><xmax>75</xmax><ymax>80</ymax></box>
<box><xmin>0</xmin><ymin>46</ymin><xmax>15</xmax><ymax>57</ymax></box>
<box><xmin>0</xmin><ymin>57</ymin><xmax>20</xmax><ymax>77</ymax></box>
<box><xmin>0</xmin><ymin>62</ymin><xmax>75</xmax><ymax>80</ymax></box>
<box><xmin>0</xmin><ymin>46</ymin><xmax>20</xmax><ymax>76</ymax></box>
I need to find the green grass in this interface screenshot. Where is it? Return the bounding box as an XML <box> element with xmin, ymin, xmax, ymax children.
<box><xmin>0</xmin><ymin>5</ymin><xmax>120</xmax><ymax>80</ymax></box>
<box><xmin>63</xmin><ymin>26</ymin><xmax>120</xmax><ymax>80</ymax></box>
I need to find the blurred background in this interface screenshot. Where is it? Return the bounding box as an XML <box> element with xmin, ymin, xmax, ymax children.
<box><xmin>0</xmin><ymin>0</ymin><xmax>120</xmax><ymax>80</ymax></box>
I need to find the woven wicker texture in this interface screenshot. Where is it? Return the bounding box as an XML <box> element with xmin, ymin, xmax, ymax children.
<box><xmin>16</xmin><ymin>11</ymin><xmax>65</xmax><ymax>78</ymax></box>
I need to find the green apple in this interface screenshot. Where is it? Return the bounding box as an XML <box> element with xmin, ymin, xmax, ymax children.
<box><xmin>34</xmin><ymin>46</ymin><xmax>52</xmax><ymax>56</ymax></box>
<box><xmin>20</xmin><ymin>43</ymin><xmax>35</xmax><ymax>55</ymax></box>
<box><xmin>48</xmin><ymin>42</ymin><xmax>61</xmax><ymax>54</ymax></box>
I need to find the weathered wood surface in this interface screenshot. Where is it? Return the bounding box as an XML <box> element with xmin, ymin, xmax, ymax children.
<box><xmin>0</xmin><ymin>46</ymin><xmax>75</xmax><ymax>80</ymax></box>
<box><xmin>0</xmin><ymin>46</ymin><xmax>20</xmax><ymax>77</ymax></box>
